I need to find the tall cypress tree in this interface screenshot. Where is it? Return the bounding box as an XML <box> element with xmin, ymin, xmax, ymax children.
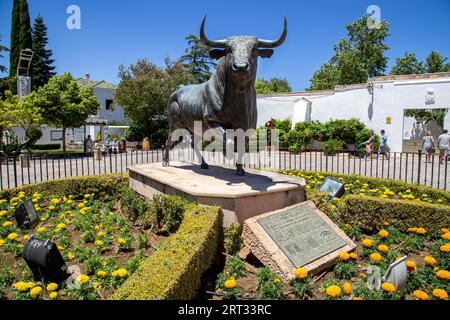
<box><xmin>9</xmin><ymin>0</ymin><xmax>20</xmax><ymax>78</ymax></box>
<box><xmin>19</xmin><ymin>0</ymin><xmax>32</xmax><ymax>54</ymax></box>
<box><xmin>31</xmin><ymin>16</ymin><xmax>56</xmax><ymax>90</ymax></box>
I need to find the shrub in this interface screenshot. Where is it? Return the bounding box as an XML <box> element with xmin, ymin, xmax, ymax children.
<box><xmin>321</xmin><ymin>139</ymin><xmax>344</xmax><ymax>153</ymax></box>
<box><xmin>224</xmin><ymin>223</ymin><xmax>242</xmax><ymax>255</ymax></box>
<box><xmin>120</xmin><ymin>187</ymin><xmax>149</xmax><ymax>223</ymax></box>
<box><xmin>256</xmin><ymin>267</ymin><xmax>284</xmax><ymax>300</ymax></box>
<box><xmin>111</xmin><ymin>204</ymin><xmax>222</xmax><ymax>300</ymax></box>
<box><xmin>32</xmin><ymin>143</ymin><xmax>61</xmax><ymax>150</ymax></box>
<box><xmin>0</xmin><ymin>174</ymin><xmax>128</xmax><ymax>200</ymax></box>
<box><xmin>147</xmin><ymin>194</ymin><xmax>189</xmax><ymax>234</ymax></box>
<box><xmin>228</xmin><ymin>256</ymin><xmax>246</xmax><ymax>277</ymax></box>
<box><xmin>341</xmin><ymin>195</ymin><xmax>450</xmax><ymax>235</ymax></box>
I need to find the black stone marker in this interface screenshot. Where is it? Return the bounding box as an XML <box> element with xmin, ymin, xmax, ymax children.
<box><xmin>14</xmin><ymin>200</ymin><xmax>39</xmax><ymax>229</ymax></box>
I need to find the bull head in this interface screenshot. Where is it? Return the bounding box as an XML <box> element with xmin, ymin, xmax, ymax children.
<box><xmin>200</xmin><ymin>15</ymin><xmax>287</xmax><ymax>78</ymax></box>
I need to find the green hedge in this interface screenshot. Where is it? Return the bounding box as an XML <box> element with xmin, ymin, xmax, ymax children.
<box><xmin>0</xmin><ymin>174</ymin><xmax>128</xmax><ymax>199</ymax></box>
<box><xmin>112</xmin><ymin>204</ymin><xmax>222</xmax><ymax>300</ymax></box>
<box><xmin>340</xmin><ymin>195</ymin><xmax>450</xmax><ymax>235</ymax></box>
<box><xmin>294</xmin><ymin>170</ymin><xmax>450</xmax><ymax>203</ymax></box>
<box><xmin>33</xmin><ymin>143</ymin><xmax>61</xmax><ymax>150</ymax></box>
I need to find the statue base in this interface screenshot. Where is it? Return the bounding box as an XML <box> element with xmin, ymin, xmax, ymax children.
<box><xmin>128</xmin><ymin>162</ymin><xmax>306</xmax><ymax>227</ymax></box>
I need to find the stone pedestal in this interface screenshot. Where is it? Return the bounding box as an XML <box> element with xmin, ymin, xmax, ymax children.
<box><xmin>128</xmin><ymin>162</ymin><xmax>306</xmax><ymax>227</ymax></box>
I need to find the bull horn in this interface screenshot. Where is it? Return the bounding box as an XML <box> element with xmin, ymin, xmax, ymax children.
<box><xmin>200</xmin><ymin>15</ymin><xmax>226</xmax><ymax>48</ymax></box>
<box><xmin>258</xmin><ymin>17</ymin><xmax>287</xmax><ymax>48</ymax></box>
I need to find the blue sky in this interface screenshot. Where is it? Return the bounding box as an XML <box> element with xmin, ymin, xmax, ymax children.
<box><xmin>1</xmin><ymin>0</ymin><xmax>450</xmax><ymax>91</ymax></box>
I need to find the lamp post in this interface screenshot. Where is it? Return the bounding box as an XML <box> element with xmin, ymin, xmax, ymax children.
<box><xmin>16</xmin><ymin>48</ymin><xmax>34</xmax><ymax>101</ymax></box>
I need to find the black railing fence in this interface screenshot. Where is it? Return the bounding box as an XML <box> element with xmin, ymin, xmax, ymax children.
<box><xmin>0</xmin><ymin>148</ymin><xmax>448</xmax><ymax>190</ymax></box>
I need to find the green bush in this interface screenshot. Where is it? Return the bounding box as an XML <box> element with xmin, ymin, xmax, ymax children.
<box><xmin>224</xmin><ymin>223</ymin><xmax>242</xmax><ymax>255</ymax></box>
<box><xmin>147</xmin><ymin>194</ymin><xmax>189</xmax><ymax>234</ymax></box>
<box><xmin>340</xmin><ymin>195</ymin><xmax>450</xmax><ymax>236</ymax></box>
<box><xmin>321</xmin><ymin>139</ymin><xmax>344</xmax><ymax>153</ymax></box>
<box><xmin>111</xmin><ymin>204</ymin><xmax>222</xmax><ymax>300</ymax></box>
<box><xmin>120</xmin><ymin>187</ymin><xmax>149</xmax><ymax>223</ymax></box>
<box><xmin>32</xmin><ymin>143</ymin><xmax>61</xmax><ymax>150</ymax></box>
<box><xmin>0</xmin><ymin>174</ymin><xmax>128</xmax><ymax>200</ymax></box>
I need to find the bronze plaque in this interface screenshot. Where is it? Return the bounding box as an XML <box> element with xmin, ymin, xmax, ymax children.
<box><xmin>257</xmin><ymin>203</ymin><xmax>346</xmax><ymax>267</ymax></box>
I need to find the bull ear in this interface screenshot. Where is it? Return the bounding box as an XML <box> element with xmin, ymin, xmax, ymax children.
<box><xmin>258</xmin><ymin>49</ymin><xmax>274</xmax><ymax>58</ymax></box>
<box><xmin>209</xmin><ymin>49</ymin><xmax>226</xmax><ymax>60</ymax></box>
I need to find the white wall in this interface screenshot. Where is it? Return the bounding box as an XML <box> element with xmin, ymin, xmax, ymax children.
<box><xmin>94</xmin><ymin>87</ymin><xmax>128</xmax><ymax>123</ymax></box>
<box><xmin>256</xmin><ymin>76</ymin><xmax>450</xmax><ymax>152</ymax></box>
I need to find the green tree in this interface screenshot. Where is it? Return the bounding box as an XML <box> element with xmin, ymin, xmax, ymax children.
<box><xmin>179</xmin><ymin>34</ymin><xmax>216</xmax><ymax>83</ymax></box>
<box><xmin>9</xmin><ymin>0</ymin><xmax>32</xmax><ymax>92</ymax></box>
<box><xmin>255</xmin><ymin>77</ymin><xmax>292</xmax><ymax>94</ymax></box>
<box><xmin>31</xmin><ymin>16</ymin><xmax>56</xmax><ymax>90</ymax></box>
<box><xmin>390</xmin><ymin>52</ymin><xmax>424</xmax><ymax>75</ymax></box>
<box><xmin>309</xmin><ymin>15</ymin><xmax>389</xmax><ymax>90</ymax></box>
<box><xmin>425</xmin><ymin>51</ymin><xmax>449</xmax><ymax>73</ymax></box>
<box><xmin>116</xmin><ymin>58</ymin><xmax>193</xmax><ymax>144</ymax></box>
<box><xmin>31</xmin><ymin>73</ymin><xmax>101</xmax><ymax>152</ymax></box>
<box><xmin>0</xmin><ymin>35</ymin><xmax>9</xmax><ymax>73</ymax></box>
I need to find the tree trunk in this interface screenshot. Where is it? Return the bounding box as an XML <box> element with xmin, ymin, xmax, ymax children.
<box><xmin>62</xmin><ymin>127</ymin><xmax>66</xmax><ymax>153</ymax></box>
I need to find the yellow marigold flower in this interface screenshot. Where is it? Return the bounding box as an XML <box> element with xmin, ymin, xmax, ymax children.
<box><xmin>0</xmin><ymin>199</ymin><xmax>7</xmax><ymax>204</ymax></box>
<box><xmin>294</xmin><ymin>267</ymin><xmax>308</xmax><ymax>279</ymax></box>
<box><xmin>273</xmin><ymin>278</ymin><xmax>281</xmax><ymax>283</ymax></box>
<box><xmin>78</xmin><ymin>202</ymin><xmax>85</xmax><ymax>209</ymax></box>
<box><xmin>22</xmin><ymin>234</ymin><xmax>29</xmax><ymax>240</ymax></box>
<box><xmin>326</xmin><ymin>285</ymin><xmax>341</xmax><ymax>298</ymax></box>
<box><xmin>339</xmin><ymin>252</ymin><xmax>350</xmax><ymax>261</ymax></box>
<box><xmin>343</xmin><ymin>282</ymin><xmax>352</xmax><ymax>295</ymax></box>
<box><xmin>305</xmin><ymin>185</ymin><xmax>311</xmax><ymax>189</ymax></box>
<box><xmin>68</xmin><ymin>252</ymin><xmax>75</xmax><ymax>260</ymax></box>
<box><xmin>0</xmin><ymin>210</ymin><xmax>7</xmax><ymax>217</ymax></box>
<box><xmin>111</xmin><ymin>270</ymin><xmax>119</xmax><ymax>277</ymax></box>
<box><xmin>117</xmin><ymin>269</ymin><xmax>128</xmax><ymax>278</ymax></box>
<box><xmin>362</xmin><ymin>239</ymin><xmax>373</xmax><ymax>248</ymax></box>
<box><xmin>77</xmin><ymin>274</ymin><xmax>90</xmax><ymax>284</ymax></box>
<box><xmin>7</xmin><ymin>232</ymin><xmax>19</xmax><ymax>240</ymax></box>
<box><xmin>424</xmin><ymin>256</ymin><xmax>437</xmax><ymax>266</ymax></box>
<box><xmin>84</xmin><ymin>194</ymin><xmax>91</xmax><ymax>199</ymax></box>
<box><xmin>383</xmin><ymin>221</ymin><xmax>390</xmax><ymax>226</ymax></box>
<box><xmin>57</xmin><ymin>246</ymin><xmax>64</xmax><ymax>251</ymax></box>
<box><xmin>442</xmin><ymin>233</ymin><xmax>450</xmax><ymax>240</ymax></box>
<box><xmin>407</xmin><ymin>227</ymin><xmax>418</xmax><ymax>233</ymax></box>
<box><xmin>381</xmin><ymin>282</ymin><xmax>396</xmax><ymax>293</ymax></box>
<box><xmin>412</xmin><ymin>290</ymin><xmax>428</xmax><ymax>300</ymax></box>
<box><xmin>95</xmin><ymin>240</ymin><xmax>103</xmax><ymax>246</ymax></box>
<box><xmin>370</xmin><ymin>252</ymin><xmax>382</xmax><ymax>262</ymax></box>
<box><xmin>440</xmin><ymin>244</ymin><xmax>450</xmax><ymax>253</ymax></box>
<box><xmin>29</xmin><ymin>286</ymin><xmax>42</xmax><ymax>298</ymax></box>
<box><xmin>377</xmin><ymin>244</ymin><xmax>389</xmax><ymax>253</ymax></box>
<box><xmin>2</xmin><ymin>221</ymin><xmax>12</xmax><ymax>227</ymax></box>
<box><xmin>66</xmin><ymin>199</ymin><xmax>73</xmax><ymax>204</ymax></box>
<box><xmin>442</xmin><ymin>228</ymin><xmax>450</xmax><ymax>234</ymax></box>
<box><xmin>118</xmin><ymin>237</ymin><xmax>126</xmax><ymax>245</ymax></box>
<box><xmin>406</xmin><ymin>261</ymin><xmax>417</xmax><ymax>272</ymax></box>
<box><xmin>97</xmin><ymin>271</ymin><xmax>107</xmax><ymax>278</ymax></box>
<box><xmin>37</xmin><ymin>227</ymin><xmax>46</xmax><ymax>233</ymax></box>
<box><xmin>436</xmin><ymin>270</ymin><xmax>450</xmax><ymax>280</ymax></box>
<box><xmin>13</xmin><ymin>281</ymin><xmax>29</xmax><ymax>292</ymax></box>
<box><xmin>97</xmin><ymin>231</ymin><xmax>105</xmax><ymax>237</ymax></box>
<box><xmin>46</xmin><ymin>283</ymin><xmax>58</xmax><ymax>292</ymax></box>
<box><xmin>0</xmin><ymin>239</ymin><xmax>5</xmax><ymax>246</ymax></box>
<box><xmin>432</xmin><ymin>289</ymin><xmax>448</xmax><ymax>300</ymax></box>
<box><xmin>49</xmin><ymin>291</ymin><xmax>58</xmax><ymax>299</ymax></box>
<box><xmin>57</xmin><ymin>223</ymin><xmax>66</xmax><ymax>229</ymax></box>
<box><xmin>48</xmin><ymin>205</ymin><xmax>56</xmax><ymax>211</ymax></box>
<box><xmin>350</xmin><ymin>253</ymin><xmax>358</xmax><ymax>260</ymax></box>
<box><xmin>224</xmin><ymin>278</ymin><xmax>237</xmax><ymax>289</ymax></box>
<box><xmin>51</xmin><ymin>198</ymin><xmax>60</xmax><ymax>204</ymax></box>
<box><xmin>416</xmin><ymin>228</ymin><xmax>427</xmax><ymax>235</ymax></box>
<box><xmin>378</xmin><ymin>229</ymin><xmax>389</xmax><ymax>238</ymax></box>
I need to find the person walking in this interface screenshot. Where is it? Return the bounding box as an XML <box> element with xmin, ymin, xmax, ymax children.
<box><xmin>438</xmin><ymin>129</ymin><xmax>450</xmax><ymax>164</ymax></box>
<box><xmin>422</xmin><ymin>131</ymin><xmax>435</xmax><ymax>163</ymax></box>
<box><xmin>85</xmin><ymin>135</ymin><xmax>93</xmax><ymax>154</ymax></box>
<box><xmin>377</xmin><ymin>129</ymin><xmax>390</xmax><ymax>160</ymax></box>
<box><xmin>365</xmin><ymin>130</ymin><xmax>375</xmax><ymax>159</ymax></box>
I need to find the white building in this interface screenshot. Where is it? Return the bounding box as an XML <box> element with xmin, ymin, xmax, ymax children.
<box><xmin>257</xmin><ymin>72</ymin><xmax>450</xmax><ymax>152</ymax></box>
<box><xmin>10</xmin><ymin>74</ymin><xmax>129</xmax><ymax>147</ymax></box>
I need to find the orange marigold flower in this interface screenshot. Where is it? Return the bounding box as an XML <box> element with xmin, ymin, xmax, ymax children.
<box><xmin>442</xmin><ymin>232</ymin><xmax>450</xmax><ymax>240</ymax></box>
<box><xmin>339</xmin><ymin>252</ymin><xmax>350</xmax><ymax>261</ymax></box>
<box><xmin>432</xmin><ymin>289</ymin><xmax>448</xmax><ymax>300</ymax></box>
<box><xmin>326</xmin><ymin>285</ymin><xmax>341</xmax><ymax>298</ymax></box>
<box><xmin>440</xmin><ymin>243</ymin><xmax>450</xmax><ymax>253</ymax></box>
<box><xmin>436</xmin><ymin>270</ymin><xmax>450</xmax><ymax>280</ymax></box>
<box><xmin>353</xmin><ymin>297</ymin><xmax>364</xmax><ymax>300</ymax></box>
<box><xmin>424</xmin><ymin>256</ymin><xmax>437</xmax><ymax>266</ymax></box>
<box><xmin>381</xmin><ymin>282</ymin><xmax>396</xmax><ymax>293</ymax></box>
<box><xmin>343</xmin><ymin>282</ymin><xmax>352</xmax><ymax>295</ymax></box>
<box><xmin>370</xmin><ymin>252</ymin><xmax>382</xmax><ymax>262</ymax></box>
<box><xmin>349</xmin><ymin>253</ymin><xmax>358</xmax><ymax>260</ymax></box>
<box><xmin>406</xmin><ymin>260</ymin><xmax>417</xmax><ymax>272</ymax></box>
<box><xmin>416</xmin><ymin>228</ymin><xmax>427</xmax><ymax>235</ymax></box>
<box><xmin>412</xmin><ymin>290</ymin><xmax>428</xmax><ymax>300</ymax></box>
<box><xmin>224</xmin><ymin>278</ymin><xmax>237</xmax><ymax>289</ymax></box>
<box><xmin>377</xmin><ymin>244</ymin><xmax>389</xmax><ymax>253</ymax></box>
<box><xmin>441</xmin><ymin>228</ymin><xmax>450</xmax><ymax>234</ymax></box>
<box><xmin>294</xmin><ymin>267</ymin><xmax>308</xmax><ymax>279</ymax></box>
<box><xmin>362</xmin><ymin>239</ymin><xmax>373</xmax><ymax>248</ymax></box>
<box><xmin>407</xmin><ymin>227</ymin><xmax>418</xmax><ymax>233</ymax></box>
<box><xmin>378</xmin><ymin>229</ymin><xmax>389</xmax><ymax>238</ymax></box>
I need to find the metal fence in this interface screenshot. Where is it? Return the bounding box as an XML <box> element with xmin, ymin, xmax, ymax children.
<box><xmin>0</xmin><ymin>148</ymin><xmax>449</xmax><ymax>190</ymax></box>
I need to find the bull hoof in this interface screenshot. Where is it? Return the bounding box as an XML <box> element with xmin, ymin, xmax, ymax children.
<box><xmin>201</xmin><ymin>162</ymin><xmax>209</xmax><ymax>169</ymax></box>
<box><xmin>236</xmin><ymin>167</ymin><xmax>245</xmax><ymax>176</ymax></box>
